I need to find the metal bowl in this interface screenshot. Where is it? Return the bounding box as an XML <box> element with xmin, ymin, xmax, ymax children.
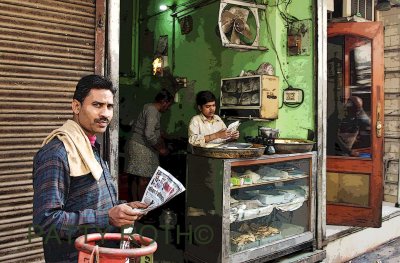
<box><xmin>274</xmin><ymin>139</ymin><xmax>315</xmax><ymax>154</ymax></box>
<box><xmin>192</xmin><ymin>143</ymin><xmax>265</xmax><ymax>159</ymax></box>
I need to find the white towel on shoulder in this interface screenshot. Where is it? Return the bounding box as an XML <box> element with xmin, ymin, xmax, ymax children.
<box><xmin>42</xmin><ymin>120</ymin><xmax>103</xmax><ymax>180</ymax></box>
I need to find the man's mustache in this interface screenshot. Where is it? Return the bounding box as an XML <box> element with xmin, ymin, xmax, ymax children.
<box><xmin>95</xmin><ymin>117</ymin><xmax>110</xmax><ymax>123</ymax></box>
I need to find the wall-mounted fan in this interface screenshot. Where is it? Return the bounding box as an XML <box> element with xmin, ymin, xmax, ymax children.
<box><xmin>218</xmin><ymin>0</ymin><xmax>266</xmax><ymax>50</ymax></box>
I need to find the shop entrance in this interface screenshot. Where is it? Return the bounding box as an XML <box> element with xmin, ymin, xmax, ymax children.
<box><xmin>326</xmin><ymin>22</ymin><xmax>384</xmax><ymax>227</ymax></box>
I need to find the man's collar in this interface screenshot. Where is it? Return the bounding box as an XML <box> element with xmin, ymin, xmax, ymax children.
<box><xmin>92</xmin><ymin>140</ymin><xmax>101</xmax><ymax>151</ymax></box>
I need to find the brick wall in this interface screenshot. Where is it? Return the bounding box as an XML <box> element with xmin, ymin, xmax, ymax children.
<box><xmin>378</xmin><ymin>8</ymin><xmax>400</xmax><ymax>203</ymax></box>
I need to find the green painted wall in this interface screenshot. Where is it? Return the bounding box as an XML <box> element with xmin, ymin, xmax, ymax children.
<box><xmin>119</xmin><ymin>0</ymin><xmax>315</xmax><ymax>142</ymax></box>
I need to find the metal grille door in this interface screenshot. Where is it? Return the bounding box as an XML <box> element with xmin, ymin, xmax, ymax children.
<box><xmin>0</xmin><ymin>0</ymin><xmax>105</xmax><ymax>261</ymax></box>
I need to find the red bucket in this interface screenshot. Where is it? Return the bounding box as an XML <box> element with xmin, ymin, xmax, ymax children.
<box><xmin>75</xmin><ymin>233</ymin><xmax>157</xmax><ymax>263</ymax></box>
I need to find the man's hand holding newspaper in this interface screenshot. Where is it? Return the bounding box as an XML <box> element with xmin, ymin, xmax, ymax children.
<box><xmin>134</xmin><ymin>166</ymin><xmax>186</xmax><ymax>214</ymax></box>
<box><xmin>121</xmin><ymin>167</ymin><xmax>186</xmax><ymax>250</ymax></box>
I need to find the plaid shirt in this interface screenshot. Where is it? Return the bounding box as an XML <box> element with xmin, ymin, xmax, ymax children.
<box><xmin>33</xmin><ymin>138</ymin><xmax>118</xmax><ymax>262</ymax></box>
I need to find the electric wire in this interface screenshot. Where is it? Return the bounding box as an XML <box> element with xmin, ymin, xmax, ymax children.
<box><xmin>276</xmin><ymin>0</ymin><xmax>299</xmax><ymax>27</ymax></box>
<box><xmin>264</xmin><ymin>1</ymin><xmax>303</xmax><ymax>109</ymax></box>
<box><xmin>264</xmin><ymin>11</ymin><xmax>290</xmax><ymax>87</ymax></box>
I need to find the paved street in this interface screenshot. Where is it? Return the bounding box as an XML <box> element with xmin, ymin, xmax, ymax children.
<box><xmin>348</xmin><ymin>237</ymin><xmax>400</xmax><ymax>263</ymax></box>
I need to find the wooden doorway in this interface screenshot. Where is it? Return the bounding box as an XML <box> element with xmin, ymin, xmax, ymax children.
<box><xmin>326</xmin><ymin>22</ymin><xmax>384</xmax><ymax>227</ymax></box>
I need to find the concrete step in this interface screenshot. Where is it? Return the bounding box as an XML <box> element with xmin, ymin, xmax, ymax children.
<box><xmin>323</xmin><ymin>202</ymin><xmax>400</xmax><ymax>263</ymax></box>
<box><xmin>349</xmin><ymin>236</ymin><xmax>400</xmax><ymax>262</ymax></box>
<box><xmin>275</xmin><ymin>250</ymin><xmax>326</xmax><ymax>263</ymax></box>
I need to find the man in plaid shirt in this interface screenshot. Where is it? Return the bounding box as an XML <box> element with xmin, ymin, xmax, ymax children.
<box><xmin>32</xmin><ymin>75</ymin><xmax>147</xmax><ymax>262</ymax></box>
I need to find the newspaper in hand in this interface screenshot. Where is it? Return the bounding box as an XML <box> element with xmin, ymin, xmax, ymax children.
<box><xmin>135</xmin><ymin>166</ymin><xmax>186</xmax><ymax>214</ymax></box>
<box><xmin>227</xmin><ymin>120</ymin><xmax>240</xmax><ymax>132</ymax></box>
<box><xmin>121</xmin><ymin>166</ymin><xmax>185</xmax><ymax>249</ymax></box>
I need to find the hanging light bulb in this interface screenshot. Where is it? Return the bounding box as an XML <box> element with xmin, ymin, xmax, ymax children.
<box><xmin>152</xmin><ymin>56</ymin><xmax>164</xmax><ymax>76</ymax></box>
<box><xmin>376</xmin><ymin>0</ymin><xmax>391</xmax><ymax>11</ymax></box>
<box><xmin>159</xmin><ymin>4</ymin><xmax>168</xmax><ymax>11</ymax></box>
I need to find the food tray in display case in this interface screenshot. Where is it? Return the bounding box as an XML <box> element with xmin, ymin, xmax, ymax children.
<box><xmin>220</xmin><ymin>75</ymin><xmax>279</xmax><ymax>120</ymax></box>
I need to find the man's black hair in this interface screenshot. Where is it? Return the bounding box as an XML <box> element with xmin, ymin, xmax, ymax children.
<box><xmin>73</xmin><ymin>74</ymin><xmax>115</xmax><ymax>103</ymax></box>
<box><xmin>196</xmin><ymin>91</ymin><xmax>216</xmax><ymax>106</ymax></box>
<box><xmin>154</xmin><ymin>89</ymin><xmax>174</xmax><ymax>103</ymax></box>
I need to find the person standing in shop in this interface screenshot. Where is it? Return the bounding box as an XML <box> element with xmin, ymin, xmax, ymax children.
<box><xmin>32</xmin><ymin>74</ymin><xmax>147</xmax><ymax>263</ymax></box>
<box><xmin>125</xmin><ymin>89</ymin><xmax>174</xmax><ymax>202</ymax></box>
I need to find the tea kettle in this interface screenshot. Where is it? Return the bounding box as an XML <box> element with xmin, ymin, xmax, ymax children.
<box><xmin>258</xmin><ymin>126</ymin><xmax>279</xmax><ymax>155</ymax></box>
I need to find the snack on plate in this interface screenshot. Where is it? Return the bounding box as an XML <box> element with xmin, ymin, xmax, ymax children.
<box><xmin>231</xmin><ymin>233</ymin><xmax>256</xmax><ymax>246</ymax></box>
<box><xmin>234</xmin><ymin>222</ymin><xmax>280</xmax><ymax>242</ymax></box>
<box><xmin>251</xmin><ymin>225</ymin><xmax>280</xmax><ymax>239</ymax></box>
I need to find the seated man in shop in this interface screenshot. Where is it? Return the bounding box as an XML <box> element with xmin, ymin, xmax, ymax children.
<box><xmin>188</xmin><ymin>90</ymin><xmax>240</xmax><ymax>147</ymax></box>
<box><xmin>336</xmin><ymin>96</ymin><xmax>371</xmax><ymax>157</ymax></box>
<box><xmin>187</xmin><ymin>91</ymin><xmax>240</xmax><ymax>217</ymax></box>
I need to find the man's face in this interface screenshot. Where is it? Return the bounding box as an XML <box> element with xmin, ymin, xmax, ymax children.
<box><xmin>160</xmin><ymin>101</ymin><xmax>172</xmax><ymax>113</ymax></box>
<box><xmin>199</xmin><ymin>101</ymin><xmax>216</xmax><ymax>119</ymax></box>
<box><xmin>345</xmin><ymin>101</ymin><xmax>360</xmax><ymax>117</ymax></box>
<box><xmin>72</xmin><ymin>89</ymin><xmax>114</xmax><ymax>136</ymax></box>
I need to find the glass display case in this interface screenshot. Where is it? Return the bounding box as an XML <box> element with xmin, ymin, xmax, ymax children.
<box><xmin>185</xmin><ymin>152</ymin><xmax>316</xmax><ymax>263</ymax></box>
<box><xmin>219</xmin><ymin>75</ymin><xmax>279</xmax><ymax>120</ymax></box>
